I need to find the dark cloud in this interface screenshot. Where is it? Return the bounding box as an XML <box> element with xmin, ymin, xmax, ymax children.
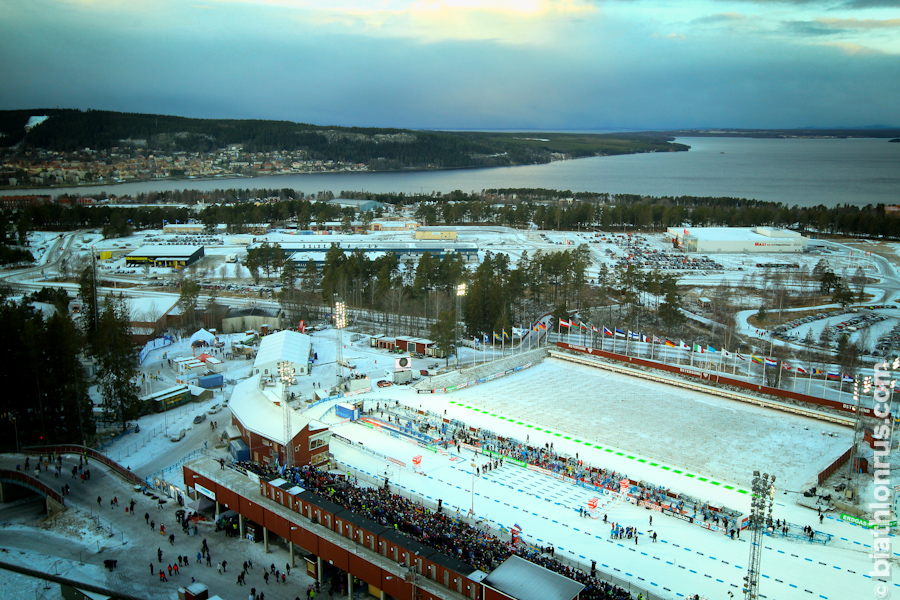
<box><xmin>783</xmin><ymin>20</ymin><xmax>846</xmax><ymax>35</ymax></box>
<box><xmin>690</xmin><ymin>13</ymin><xmax>748</xmax><ymax>25</ymax></box>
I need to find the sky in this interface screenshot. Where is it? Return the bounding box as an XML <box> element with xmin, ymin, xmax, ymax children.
<box><xmin>1</xmin><ymin>0</ymin><xmax>899</xmax><ymax>131</ymax></box>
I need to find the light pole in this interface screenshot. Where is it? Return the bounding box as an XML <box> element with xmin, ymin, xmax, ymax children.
<box><xmin>334</xmin><ymin>298</ymin><xmax>347</xmax><ymax>390</ymax></box>
<box><xmin>744</xmin><ymin>471</ymin><xmax>776</xmax><ymax>600</ymax></box>
<box><xmin>455</xmin><ymin>283</ymin><xmax>466</xmax><ymax>366</ymax></box>
<box><xmin>279</xmin><ymin>359</ymin><xmax>295</xmax><ymax>471</ymax></box>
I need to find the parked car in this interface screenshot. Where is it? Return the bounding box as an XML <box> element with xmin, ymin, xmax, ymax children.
<box><xmin>377</xmin><ymin>380</ymin><xmax>393</xmax><ymax>388</ymax></box>
<box><xmin>419</xmin><ymin>369</ymin><xmax>429</xmax><ymax>377</ymax></box>
<box><xmin>208</xmin><ymin>403</ymin><xmax>222</xmax><ymax>414</ymax></box>
<box><xmin>169</xmin><ymin>429</ymin><xmax>186</xmax><ymax>442</ymax></box>
<box><xmin>193</xmin><ymin>414</ymin><xmax>206</xmax><ymax>424</ymax></box>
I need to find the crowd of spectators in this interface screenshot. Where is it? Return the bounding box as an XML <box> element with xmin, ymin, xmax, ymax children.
<box><xmin>232</xmin><ymin>460</ymin><xmax>636</xmax><ymax>600</ymax></box>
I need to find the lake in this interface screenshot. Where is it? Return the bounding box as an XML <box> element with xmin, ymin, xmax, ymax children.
<box><xmin>4</xmin><ymin>137</ymin><xmax>899</xmax><ymax>207</ymax></box>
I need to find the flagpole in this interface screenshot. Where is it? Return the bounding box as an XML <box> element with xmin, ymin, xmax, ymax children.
<box><xmin>473</xmin><ymin>338</ymin><xmax>477</xmax><ymax>367</ymax></box>
<box><xmin>807</xmin><ymin>370</ymin><xmax>812</xmax><ymax>395</ymax></box>
<box><xmin>777</xmin><ymin>362</ymin><xmax>783</xmax><ymax>389</ymax></box>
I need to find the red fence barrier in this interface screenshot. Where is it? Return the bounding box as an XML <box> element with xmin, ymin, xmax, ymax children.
<box><xmin>555</xmin><ymin>342</ymin><xmax>879</xmax><ymax>418</ymax></box>
<box><xmin>818</xmin><ymin>448</ymin><xmax>852</xmax><ymax>485</ymax></box>
<box><xmin>22</xmin><ymin>444</ymin><xmax>145</xmax><ymax>488</ymax></box>
<box><xmin>0</xmin><ymin>468</ymin><xmax>66</xmax><ymax>506</ymax></box>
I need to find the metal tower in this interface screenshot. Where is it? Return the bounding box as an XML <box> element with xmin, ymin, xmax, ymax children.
<box><xmin>744</xmin><ymin>471</ymin><xmax>776</xmax><ymax>600</ymax></box>
<box><xmin>278</xmin><ymin>360</ymin><xmax>295</xmax><ymax>471</ymax></box>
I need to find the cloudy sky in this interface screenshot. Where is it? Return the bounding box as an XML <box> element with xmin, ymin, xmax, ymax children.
<box><xmin>1</xmin><ymin>0</ymin><xmax>899</xmax><ymax>130</ymax></box>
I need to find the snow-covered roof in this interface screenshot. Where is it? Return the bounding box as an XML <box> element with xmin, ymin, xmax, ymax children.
<box><xmin>676</xmin><ymin>227</ymin><xmax>803</xmax><ymax>242</ymax></box>
<box><xmin>127</xmin><ymin>245</ymin><xmax>202</xmax><ymax>258</ymax></box>
<box><xmin>254</xmin><ymin>330</ymin><xmax>311</xmax><ymax>369</ymax></box>
<box><xmin>482</xmin><ymin>555</ymin><xmax>583</xmax><ymax>600</ymax></box>
<box><xmin>125</xmin><ymin>295</ymin><xmax>178</xmax><ymax>321</ymax></box>
<box><xmin>229</xmin><ymin>373</ymin><xmax>320</xmax><ymax>444</ymax></box>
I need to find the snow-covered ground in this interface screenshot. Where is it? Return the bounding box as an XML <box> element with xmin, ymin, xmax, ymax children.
<box><xmin>321</xmin><ymin>413</ymin><xmax>878</xmax><ymax>600</ymax></box>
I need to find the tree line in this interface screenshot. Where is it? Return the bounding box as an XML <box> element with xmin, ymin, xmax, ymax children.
<box><xmin>0</xmin><ymin>275</ymin><xmax>140</xmax><ymax>451</ymax></box>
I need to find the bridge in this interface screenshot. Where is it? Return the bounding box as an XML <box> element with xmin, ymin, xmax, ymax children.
<box><xmin>0</xmin><ymin>468</ymin><xmax>66</xmax><ymax>516</ymax></box>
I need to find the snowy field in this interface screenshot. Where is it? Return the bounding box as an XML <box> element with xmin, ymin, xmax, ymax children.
<box><xmin>433</xmin><ymin>357</ymin><xmax>852</xmax><ymax>490</ymax></box>
<box><xmin>325</xmin><ymin>419</ymin><xmax>877</xmax><ymax>600</ymax></box>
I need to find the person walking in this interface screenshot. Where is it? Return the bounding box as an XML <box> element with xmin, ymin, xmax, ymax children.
<box><xmin>158</xmin><ymin>548</ymin><xmax>163</xmax><ymax>563</ymax></box>
<box><xmin>150</xmin><ymin>563</ymin><xmax>155</xmax><ymax>576</ymax></box>
<box><xmin>145</xmin><ymin>512</ymin><xmax>150</xmax><ymax>524</ymax></box>
<box><xmin>264</xmin><ymin>571</ymin><xmax>269</xmax><ymax>585</ymax></box>
<box><xmin>197</xmin><ymin>552</ymin><xmax>202</xmax><ymax>564</ymax></box>
<box><xmin>173</xmin><ymin>563</ymin><xmax>179</xmax><ymax>576</ymax></box>
<box><xmin>159</xmin><ymin>569</ymin><xmax>167</xmax><ymax>582</ymax></box>
<box><xmin>222</xmin><ymin>560</ymin><xmax>227</xmax><ymax>573</ymax></box>
<box><xmin>217</xmin><ymin>562</ymin><xmax>223</xmax><ymax>574</ymax></box>
<box><xmin>97</xmin><ymin>496</ymin><xmax>102</xmax><ymax>508</ymax></box>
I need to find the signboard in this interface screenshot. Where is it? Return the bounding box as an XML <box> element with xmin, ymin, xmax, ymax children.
<box><xmin>195</xmin><ymin>483</ymin><xmax>216</xmax><ymax>501</ymax></box>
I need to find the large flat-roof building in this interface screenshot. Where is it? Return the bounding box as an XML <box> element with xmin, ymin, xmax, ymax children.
<box><xmin>125</xmin><ymin>245</ymin><xmax>205</xmax><ymax>268</ymax></box>
<box><xmin>222</xmin><ymin>306</ymin><xmax>283</xmax><ymax>334</ymax></box>
<box><xmin>253</xmin><ymin>330</ymin><xmax>312</xmax><ymax>378</ymax></box>
<box><xmin>667</xmin><ymin>226</ymin><xmax>807</xmax><ymax>253</ymax></box>
<box><xmin>328</xmin><ymin>198</ymin><xmax>384</xmax><ymax>212</ymax></box>
<box><xmin>257</xmin><ymin>240</ymin><xmax>478</xmax><ymax>269</ymax></box>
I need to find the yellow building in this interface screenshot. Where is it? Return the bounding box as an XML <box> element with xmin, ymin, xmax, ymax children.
<box><xmin>414</xmin><ymin>227</ymin><xmax>458</xmax><ymax>240</ymax></box>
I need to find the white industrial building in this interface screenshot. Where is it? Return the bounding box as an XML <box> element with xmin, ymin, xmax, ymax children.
<box><xmin>252</xmin><ymin>330</ymin><xmax>312</xmax><ymax>378</ymax></box>
<box><xmin>667</xmin><ymin>226</ymin><xmax>807</xmax><ymax>253</ymax></box>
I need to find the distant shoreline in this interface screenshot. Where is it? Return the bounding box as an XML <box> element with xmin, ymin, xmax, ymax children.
<box><xmin>0</xmin><ymin>149</ymin><xmax>673</xmax><ymax>194</ymax></box>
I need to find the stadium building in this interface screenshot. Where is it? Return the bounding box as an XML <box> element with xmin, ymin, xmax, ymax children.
<box><xmin>667</xmin><ymin>226</ymin><xmax>807</xmax><ymax>253</ymax></box>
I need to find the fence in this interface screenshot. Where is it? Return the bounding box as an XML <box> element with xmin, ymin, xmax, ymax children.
<box><xmin>22</xmin><ymin>444</ymin><xmax>145</xmax><ymax>489</ymax></box>
<box><xmin>555</xmin><ymin>342</ymin><xmax>874</xmax><ymax>422</ymax></box>
<box><xmin>818</xmin><ymin>447</ymin><xmax>853</xmax><ymax>485</ymax></box>
<box><xmin>0</xmin><ymin>468</ymin><xmax>66</xmax><ymax>507</ymax></box>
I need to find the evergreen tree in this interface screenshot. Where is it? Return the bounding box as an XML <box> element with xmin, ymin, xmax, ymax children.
<box><xmin>92</xmin><ymin>295</ymin><xmax>140</xmax><ymax>429</ymax></box>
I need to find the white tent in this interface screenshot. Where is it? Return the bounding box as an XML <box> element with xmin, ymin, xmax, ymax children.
<box><xmin>189</xmin><ymin>328</ymin><xmax>216</xmax><ymax>347</ymax></box>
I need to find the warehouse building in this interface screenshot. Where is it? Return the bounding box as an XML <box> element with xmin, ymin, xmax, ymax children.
<box><xmin>125</xmin><ymin>245</ymin><xmax>205</xmax><ymax>268</ymax></box>
<box><xmin>667</xmin><ymin>226</ymin><xmax>807</xmax><ymax>253</ymax></box>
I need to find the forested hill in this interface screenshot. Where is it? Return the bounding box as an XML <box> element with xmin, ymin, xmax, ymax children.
<box><xmin>0</xmin><ymin>109</ymin><xmax>686</xmax><ymax>169</ymax></box>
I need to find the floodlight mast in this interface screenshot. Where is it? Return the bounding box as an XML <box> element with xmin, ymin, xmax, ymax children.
<box><xmin>279</xmin><ymin>359</ymin><xmax>295</xmax><ymax>470</ymax></box>
<box><xmin>744</xmin><ymin>471</ymin><xmax>776</xmax><ymax>600</ymax></box>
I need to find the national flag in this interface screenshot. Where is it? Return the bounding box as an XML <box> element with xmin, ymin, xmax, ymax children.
<box><xmin>579</xmin><ymin>322</ymin><xmax>588</xmax><ymax>330</ymax></box>
<box><xmin>796</xmin><ymin>366</ymin><xmax>808</xmax><ymax>374</ymax></box>
<box><xmin>826</xmin><ymin>372</ymin><xmax>840</xmax><ymax>381</ymax></box>
<box><xmin>764</xmin><ymin>357</ymin><xmax>778</xmax><ymax>367</ymax></box>
<box><xmin>538</xmin><ymin>322</ymin><xmax>547</xmax><ymax>331</ymax></box>
<box><xmin>629</xmin><ymin>331</ymin><xmax>640</xmax><ymax>340</ymax></box>
<box><xmin>512</xmin><ymin>523</ymin><xmax>522</xmax><ymax>532</ymax></box>
<box><xmin>684</xmin><ymin>228</ymin><xmax>688</xmax><ymax>235</ymax></box>
<box><xmin>493</xmin><ymin>332</ymin><xmax>500</xmax><ymax>341</ymax></box>
<box><xmin>707</xmin><ymin>345</ymin><xmax>717</xmax><ymax>353</ymax></box>
<box><xmin>680</xmin><ymin>341</ymin><xmax>689</xmax><ymax>350</ymax></box>
<box><xmin>736</xmin><ymin>353</ymin><xmax>746</xmax><ymax>361</ymax></box>
<box><xmin>812</xmin><ymin>367</ymin><xmax>823</xmax><ymax>375</ymax></box>
<box><xmin>781</xmin><ymin>361</ymin><xmax>791</xmax><ymax>370</ymax></box>
<box><xmin>665</xmin><ymin>339</ymin><xmax>676</xmax><ymax>347</ymax></box>
<box><xmin>163</xmin><ymin>219</ymin><xmax>168</xmax><ymax>224</ymax></box>
<box><xmin>503</xmin><ymin>330</ymin><xmax>509</xmax><ymax>339</ymax></box>
<box><xmin>723</xmin><ymin>349</ymin><xmax>732</xmax><ymax>358</ymax></box>
<box><xmin>591</xmin><ymin>325</ymin><xmax>599</xmax><ymax>333</ymax></box>
<box><xmin>603</xmin><ymin>327</ymin><xmax>613</xmax><ymax>337</ymax></box>
<box><xmin>483</xmin><ymin>334</ymin><xmax>489</xmax><ymax>343</ymax></box>
<box><xmin>653</xmin><ymin>336</ymin><xmax>661</xmax><ymax>344</ymax></box>
<box><xmin>615</xmin><ymin>328</ymin><xmax>626</xmax><ymax>338</ymax></box>
<box><xmin>842</xmin><ymin>374</ymin><xmax>854</xmax><ymax>383</ymax></box>
<box><xmin>751</xmin><ymin>355</ymin><xmax>763</xmax><ymax>364</ymax></box>
<box><xmin>559</xmin><ymin>319</ymin><xmax>571</xmax><ymax>328</ymax></box>
<box><xmin>641</xmin><ymin>333</ymin><xmax>650</xmax><ymax>343</ymax></box>
<box><xmin>692</xmin><ymin>343</ymin><xmax>704</xmax><ymax>353</ymax></box>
